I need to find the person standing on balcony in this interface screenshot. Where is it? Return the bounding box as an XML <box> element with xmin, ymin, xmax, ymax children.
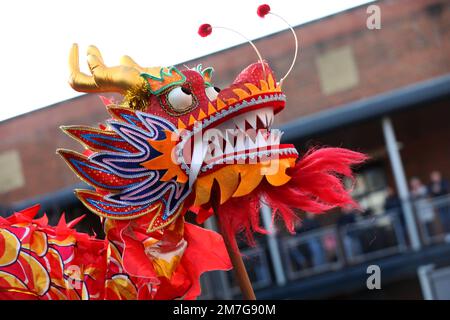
<box><xmin>384</xmin><ymin>186</ymin><xmax>408</xmax><ymax>245</ymax></box>
<box><xmin>410</xmin><ymin>177</ymin><xmax>435</xmax><ymax>239</ymax></box>
<box><xmin>384</xmin><ymin>186</ymin><xmax>402</xmax><ymax>214</ymax></box>
<box><xmin>289</xmin><ymin>213</ymin><xmax>326</xmax><ymax>270</ymax></box>
<box><xmin>428</xmin><ymin>171</ymin><xmax>450</xmax><ymax>235</ymax></box>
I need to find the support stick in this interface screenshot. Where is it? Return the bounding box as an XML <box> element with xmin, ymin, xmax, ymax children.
<box><xmin>210</xmin><ymin>183</ymin><xmax>256</xmax><ymax>300</ymax></box>
<box><xmin>216</xmin><ymin>218</ymin><xmax>256</xmax><ymax>300</ymax></box>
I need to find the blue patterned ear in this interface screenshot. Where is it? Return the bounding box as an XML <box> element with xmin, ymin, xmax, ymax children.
<box><xmin>60</xmin><ymin>106</ymin><xmax>191</xmax><ymax>221</ymax></box>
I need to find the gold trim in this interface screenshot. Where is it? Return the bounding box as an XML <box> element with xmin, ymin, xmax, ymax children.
<box><xmin>147</xmin><ymin>203</ymin><xmax>184</xmax><ymax>233</ymax></box>
<box><xmin>56</xmin><ymin>149</ymin><xmax>121</xmax><ymax>192</ymax></box>
<box><xmin>0</xmin><ymin>288</ymin><xmax>40</xmax><ymax>297</ymax></box>
<box><xmin>60</xmin><ymin>125</ymin><xmax>117</xmax><ymax>153</ymax></box>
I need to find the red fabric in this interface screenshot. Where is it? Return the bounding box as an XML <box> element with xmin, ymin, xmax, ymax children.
<box><xmin>216</xmin><ymin>147</ymin><xmax>368</xmax><ymax>250</ymax></box>
<box><xmin>0</xmin><ymin>205</ymin><xmax>231</xmax><ymax>300</ymax></box>
<box><xmin>190</xmin><ymin>206</ymin><xmax>214</xmax><ymax>224</ymax></box>
<box><xmin>0</xmin><ymin>206</ymin><xmax>107</xmax><ymax>300</ymax></box>
<box><xmin>257</xmin><ymin>4</ymin><xmax>271</xmax><ymax>18</ymax></box>
<box><xmin>216</xmin><ymin>193</ymin><xmax>267</xmax><ymax>251</ymax></box>
<box><xmin>154</xmin><ymin>223</ymin><xmax>232</xmax><ymax>299</ymax></box>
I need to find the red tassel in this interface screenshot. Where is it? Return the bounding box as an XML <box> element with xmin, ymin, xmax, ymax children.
<box><xmin>216</xmin><ymin>147</ymin><xmax>368</xmax><ymax>250</ymax></box>
<box><xmin>216</xmin><ymin>193</ymin><xmax>267</xmax><ymax>251</ymax></box>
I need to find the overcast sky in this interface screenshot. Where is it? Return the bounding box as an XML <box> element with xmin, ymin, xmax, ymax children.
<box><xmin>0</xmin><ymin>0</ymin><xmax>373</xmax><ymax>121</ymax></box>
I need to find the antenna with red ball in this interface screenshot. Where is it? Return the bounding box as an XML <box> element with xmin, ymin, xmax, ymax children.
<box><xmin>198</xmin><ymin>23</ymin><xmax>266</xmax><ymax>79</ymax></box>
<box><xmin>196</xmin><ymin>4</ymin><xmax>300</xmax><ymax>301</ymax></box>
<box><xmin>257</xmin><ymin>4</ymin><xmax>299</xmax><ymax>87</ymax></box>
<box><xmin>197</xmin><ymin>23</ymin><xmax>261</xmax><ymax>298</ymax></box>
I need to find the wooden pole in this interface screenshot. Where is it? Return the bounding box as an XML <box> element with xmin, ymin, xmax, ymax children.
<box><xmin>209</xmin><ymin>183</ymin><xmax>256</xmax><ymax>300</ymax></box>
<box><xmin>217</xmin><ymin>218</ymin><xmax>257</xmax><ymax>300</ymax></box>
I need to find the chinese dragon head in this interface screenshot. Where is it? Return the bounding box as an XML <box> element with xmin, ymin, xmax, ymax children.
<box><xmin>59</xmin><ymin>43</ymin><xmax>296</xmax><ymax>229</ymax></box>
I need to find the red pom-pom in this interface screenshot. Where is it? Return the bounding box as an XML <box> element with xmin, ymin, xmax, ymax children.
<box><xmin>257</xmin><ymin>4</ymin><xmax>271</xmax><ymax>18</ymax></box>
<box><xmin>198</xmin><ymin>24</ymin><xmax>212</xmax><ymax>37</ymax></box>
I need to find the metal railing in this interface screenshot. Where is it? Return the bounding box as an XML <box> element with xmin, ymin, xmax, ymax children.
<box><xmin>226</xmin><ymin>246</ymin><xmax>273</xmax><ymax>295</ymax></box>
<box><xmin>206</xmin><ymin>196</ymin><xmax>450</xmax><ymax>298</ymax></box>
<box><xmin>339</xmin><ymin>211</ymin><xmax>408</xmax><ymax>264</ymax></box>
<box><xmin>206</xmin><ymin>210</ymin><xmax>412</xmax><ymax>298</ymax></box>
<box><xmin>414</xmin><ymin>195</ymin><xmax>450</xmax><ymax>245</ymax></box>
<box><xmin>281</xmin><ymin>226</ymin><xmax>344</xmax><ymax>279</ymax></box>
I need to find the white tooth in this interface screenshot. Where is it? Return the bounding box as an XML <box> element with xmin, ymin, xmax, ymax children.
<box><xmin>263</xmin><ymin>112</ymin><xmax>269</xmax><ymax>127</ymax></box>
<box><xmin>246</xmin><ymin>134</ymin><xmax>258</xmax><ymax>150</ymax></box>
<box><xmin>189</xmin><ymin>135</ymin><xmax>208</xmax><ymax>189</ymax></box>
<box><xmin>234</xmin><ymin>116</ymin><xmax>246</xmax><ymax>132</ymax></box>
<box><xmin>203</xmin><ymin>144</ymin><xmax>213</xmax><ymax>163</ymax></box>
<box><xmin>256</xmin><ymin>131</ymin><xmax>267</xmax><ymax>149</ymax></box>
<box><xmin>211</xmin><ymin>138</ymin><xmax>224</xmax><ymax>158</ymax></box>
<box><xmin>224</xmin><ymin>130</ymin><xmax>236</xmax><ymax>155</ymax></box>
<box><xmin>267</xmin><ymin>111</ymin><xmax>274</xmax><ymax>127</ymax></box>
<box><xmin>203</xmin><ymin>129</ymin><xmax>223</xmax><ymax>160</ymax></box>
<box><xmin>246</xmin><ymin>114</ymin><xmax>257</xmax><ymax>129</ymax></box>
<box><xmin>235</xmin><ymin>131</ymin><xmax>246</xmax><ymax>152</ymax></box>
<box><xmin>257</xmin><ymin>112</ymin><xmax>267</xmax><ymax>127</ymax></box>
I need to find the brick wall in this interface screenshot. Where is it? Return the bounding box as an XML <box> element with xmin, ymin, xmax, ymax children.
<box><xmin>0</xmin><ymin>94</ymin><xmax>117</xmax><ymax>204</ymax></box>
<box><xmin>184</xmin><ymin>0</ymin><xmax>450</xmax><ymax>125</ymax></box>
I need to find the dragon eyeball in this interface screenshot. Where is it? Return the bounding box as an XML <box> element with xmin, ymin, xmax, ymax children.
<box><xmin>205</xmin><ymin>86</ymin><xmax>220</xmax><ymax>101</ymax></box>
<box><xmin>167</xmin><ymin>86</ymin><xmax>194</xmax><ymax>112</ymax></box>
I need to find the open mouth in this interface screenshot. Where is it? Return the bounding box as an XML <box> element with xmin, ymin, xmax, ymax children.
<box><xmin>200</xmin><ymin>107</ymin><xmax>298</xmax><ymax>172</ymax></box>
<box><xmin>176</xmin><ymin>91</ymin><xmax>298</xmax><ymax>183</ymax></box>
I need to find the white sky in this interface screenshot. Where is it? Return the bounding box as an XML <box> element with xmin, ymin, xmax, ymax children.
<box><xmin>0</xmin><ymin>0</ymin><xmax>373</xmax><ymax>122</ymax></box>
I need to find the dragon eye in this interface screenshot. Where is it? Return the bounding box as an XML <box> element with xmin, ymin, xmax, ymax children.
<box><xmin>205</xmin><ymin>86</ymin><xmax>220</xmax><ymax>101</ymax></box>
<box><xmin>167</xmin><ymin>86</ymin><xmax>194</xmax><ymax>112</ymax></box>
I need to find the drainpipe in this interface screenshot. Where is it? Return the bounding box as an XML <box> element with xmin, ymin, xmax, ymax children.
<box><xmin>260</xmin><ymin>201</ymin><xmax>287</xmax><ymax>286</ymax></box>
<box><xmin>381</xmin><ymin>116</ymin><xmax>421</xmax><ymax>250</ymax></box>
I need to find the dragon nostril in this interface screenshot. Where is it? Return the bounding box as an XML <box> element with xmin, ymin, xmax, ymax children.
<box><xmin>214</xmin><ymin>86</ymin><xmax>221</xmax><ymax>93</ymax></box>
<box><xmin>181</xmin><ymin>86</ymin><xmax>192</xmax><ymax>95</ymax></box>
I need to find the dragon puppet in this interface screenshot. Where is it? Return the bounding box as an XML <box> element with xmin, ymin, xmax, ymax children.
<box><xmin>0</xmin><ymin>4</ymin><xmax>366</xmax><ymax>300</ymax></box>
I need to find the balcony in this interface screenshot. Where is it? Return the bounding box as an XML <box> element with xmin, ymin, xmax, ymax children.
<box><xmin>200</xmin><ymin>195</ymin><xmax>450</xmax><ymax>299</ymax></box>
